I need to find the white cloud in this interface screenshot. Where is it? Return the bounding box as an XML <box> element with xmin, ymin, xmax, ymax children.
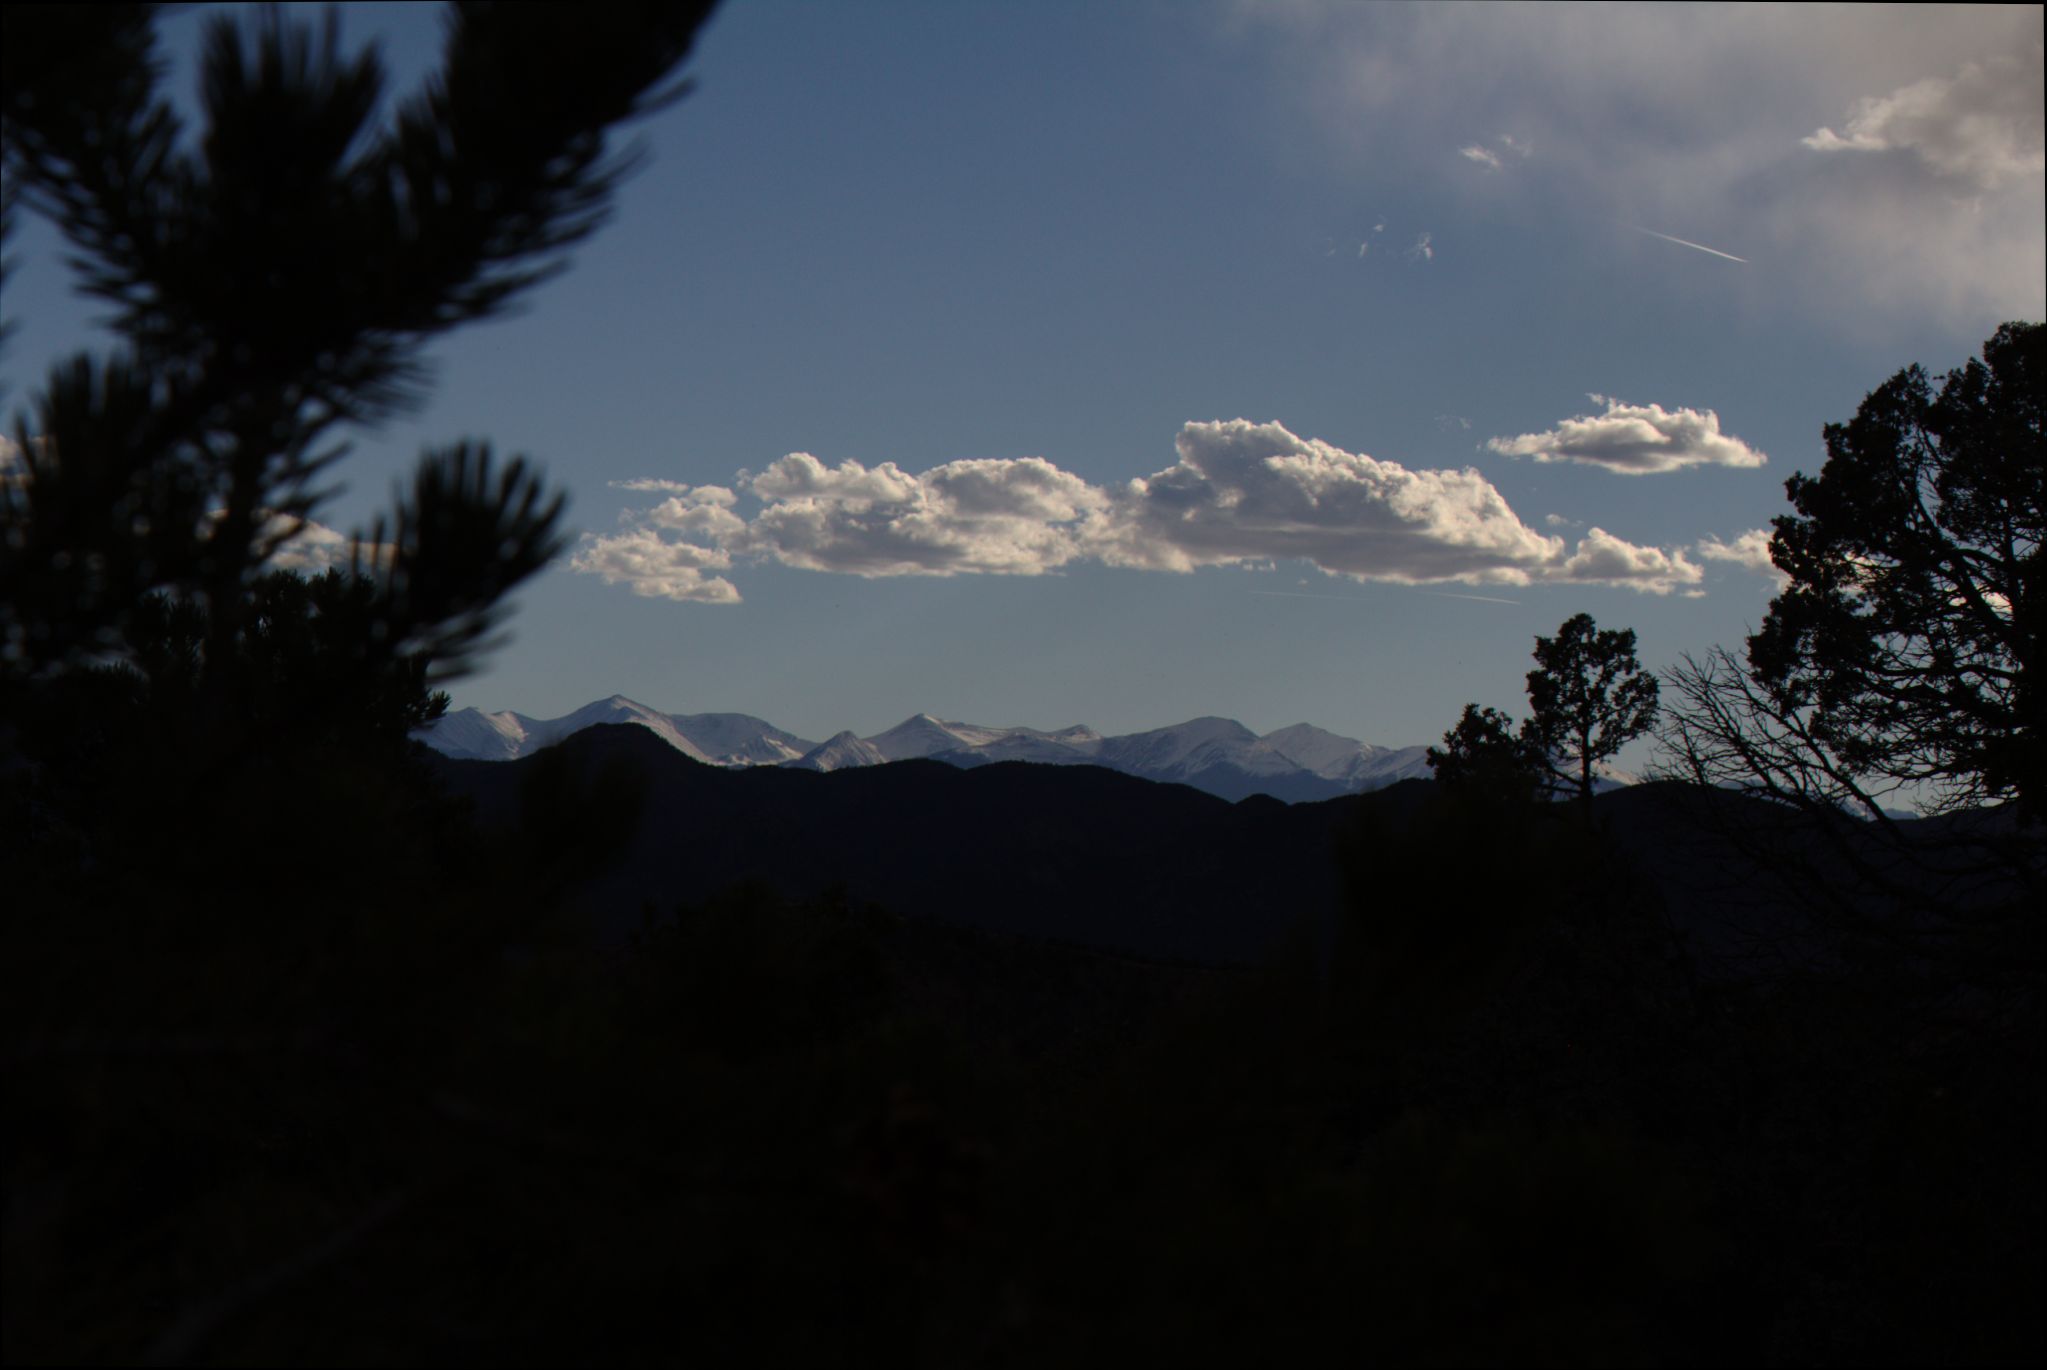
<box><xmin>198</xmin><ymin>509</ymin><xmax>379</xmax><ymax>576</ymax></box>
<box><xmin>1554</xmin><ymin>527</ymin><xmax>1704</xmax><ymax>597</ymax></box>
<box><xmin>1803</xmin><ymin>55</ymin><xmax>2046</xmax><ymax>190</ymax></box>
<box><xmin>741</xmin><ymin>453</ymin><xmax>1105</xmax><ymax>577</ymax></box>
<box><xmin>265</xmin><ymin>517</ymin><xmax>358</xmax><ymax>574</ymax></box>
<box><xmin>609</xmin><ymin>477</ymin><xmax>700</xmax><ymax>494</ymax></box>
<box><xmin>1486</xmin><ymin>396</ymin><xmax>1768</xmax><ymax>475</ymax></box>
<box><xmin>1092</xmin><ymin>419</ymin><xmax>1700</xmax><ymax>594</ymax></box>
<box><xmin>569</xmin><ymin>525</ymin><xmax>740</xmax><ymax>604</ymax></box>
<box><xmin>642</xmin><ymin>484</ymin><xmax>749</xmax><ymax>545</ymax></box>
<box><xmin>1697</xmin><ymin>528</ymin><xmax>1789</xmax><ymax>588</ymax></box>
<box><xmin>577</xmin><ymin>421</ymin><xmax>1707</xmax><ymax>601</ymax></box>
<box><xmin>572</xmin><ymin>456</ymin><xmax>1104</xmax><ymax>596</ymax></box>
<box><xmin>1407</xmin><ymin>232</ymin><xmax>1433</xmax><ymax>262</ymax></box>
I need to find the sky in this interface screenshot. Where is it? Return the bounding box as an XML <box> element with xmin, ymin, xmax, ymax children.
<box><xmin>4</xmin><ymin>1</ymin><xmax>2043</xmax><ymax>759</ymax></box>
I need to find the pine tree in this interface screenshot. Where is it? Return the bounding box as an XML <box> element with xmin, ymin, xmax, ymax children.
<box><xmin>1521</xmin><ymin>613</ymin><xmax>1660</xmax><ymax>815</ymax></box>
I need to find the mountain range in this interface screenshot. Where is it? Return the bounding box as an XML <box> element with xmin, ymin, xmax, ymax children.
<box><xmin>416</xmin><ymin>695</ymin><xmax>1437</xmax><ymax>803</ymax></box>
<box><xmin>429</xmin><ymin>722</ymin><xmax>1997</xmax><ymax>969</ymax></box>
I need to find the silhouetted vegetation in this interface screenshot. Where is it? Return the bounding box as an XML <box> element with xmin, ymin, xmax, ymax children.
<box><xmin>1659</xmin><ymin>324</ymin><xmax>2042</xmax><ymax>996</ymax></box>
<box><xmin>3</xmin><ymin>5</ymin><xmax>2039</xmax><ymax>1365</ymax></box>
<box><xmin>1664</xmin><ymin>320</ymin><xmax>2041</xmax><ymax>825</ymax></box>
<box><xmin>1430</xmin><ymin>611</ymin><xmax>1658</xmax><ymax>817</ymax></box>
<box><xmin>1525</xmin><ymin>612</ymin><xmax>1659</xmax><ymax>813</ymax></box>
<box><xmin>1425</xmin><ymin>701</ymin><xmax>1542</xmax><ymax>806</ymax></box>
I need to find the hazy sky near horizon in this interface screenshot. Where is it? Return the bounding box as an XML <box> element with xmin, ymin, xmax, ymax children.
<box><xmin>5</xmin><ymin>1</ymin><xmax>2043</xmax><ymax>754</ymax></box>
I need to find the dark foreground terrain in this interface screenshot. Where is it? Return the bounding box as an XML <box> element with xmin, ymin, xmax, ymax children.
<box><xmin>7</xmin><ymin>725</ymin><xmax>2042</xmax><ymax>1366</ymax></box>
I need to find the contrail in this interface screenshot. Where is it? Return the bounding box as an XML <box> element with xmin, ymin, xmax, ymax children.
<box><xmin>1250</xmin><ymin>590</ymin><xmax>1371</xmax><ymax>604</ymax></box>
<box><xmin>1251</xmin><ymin>588</ymin><xmax>1520</xmax><ymax>606</ymax></box>
<box><xmin>1628</xmin><ymin>224</ymin><xmax>1747</xmax><ymax>264</ymax></box>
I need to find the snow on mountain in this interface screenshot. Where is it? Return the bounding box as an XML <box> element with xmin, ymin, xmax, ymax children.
<box><xmin>418</xmin><ymin>697</ymin><xmax>812</xmax><ymax>767</ymax></box>
<box><xmin>789</xmin><ymin>731</ymin><xmax>891</xmax><ymax>772</ymax></box>
<box><xmin>1094</xmin><ymin>717</ymin><xmax>1264</xmax><ymax>778</ymax></box>
<box><xmin>420</xmin><ymin>707</ymin><xmax>532</xmax><ymax>761</ymax></box>
<box><xmin>942</xmin><ymin>732</ymin><xmax>1100</xmax><ymax>766</ymax></box>
<box><xmin>1336</xmin><ymin>745</ymin><xmax>1436</xmax><ymax>790</ymax></box>
<box><xmin>515</xmin><ymin>696</ymin><xmax>715</xmax><ymax>763</ymax></box>
<box><xmin>668</xmin><ymin>712</ymin><xmax>815</xmax><ymax>766</ymax></box>
<box><xmin>1256</xmin><ymin>725</ymin><xmax>1434</xmax><ymax>790</ymax></box>
<box><xmin>1259</xmin><ymin>723</ymin><xmax>1371</xmax><ymax>779</ymax></box>
<box><xmin>866</xmin><ymin>714</ymin><xmax>1105</xmax><ymax>764</ymax></box>
<box><xmin>865</xmin><ymin>714</ymin><xmax>983</xmax><ymax>761</ymax></box>
<box><xmin>417</xmin><ymin>695</ymin><xmax>1491</xmax><ymax>802</ymax></box>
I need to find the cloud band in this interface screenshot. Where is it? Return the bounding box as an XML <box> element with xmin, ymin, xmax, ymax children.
<box><xmin>576</xmin><ymin>419</ymin><xmax>1706</xmax><ymax>603</ymax></box>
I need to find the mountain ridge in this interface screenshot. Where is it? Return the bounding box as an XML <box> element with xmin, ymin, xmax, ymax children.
<box><xmin>417</xmin><ymin>695</ymin><xmax>1438</xmax><ymax>803</ymax></box>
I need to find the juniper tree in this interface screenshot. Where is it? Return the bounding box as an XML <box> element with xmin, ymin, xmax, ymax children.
<box><xmin>1426</xmin><ymin>702</ymin><xmax>1542</xmax><ymax>804</ymax></box>
<box><xmin>1430</xmin><ymin>615</ymin><xmax>1658</xmax><ymax>817</ymax></box>
<box><xmin>1665</xmin><ymin>322</ymin><xmax>2042</xmax><ymax>825</ymax></box>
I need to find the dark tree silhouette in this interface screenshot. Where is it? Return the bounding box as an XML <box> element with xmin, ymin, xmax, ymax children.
<box><xmin>1521</xmin><ymin>613</ymin><xmax>1660</xmax><ymax>815</ymax></box>
<box><xmin>1</xmin><ymin>2</ymin><xmax>714</xmax><ymax>700</ymax></box>
<box><xmin>1428</xmin><ymin>614</ymin><xmax>1656</xmax><ymax>815</ymax></box>
<box><xmin>1425</xmin><ymin>702</ymin><xmax>1542</xmax><ymax>802</ymax></box>
<box><xmin>1</xmin><ymin>7</ymin><xmax>717</xmax><ymax>1363</ymax></box>
<box><xmin>1667</xmin><ymin>322</ymin><xmax>2042</xmax><ymax>824</ymax></box>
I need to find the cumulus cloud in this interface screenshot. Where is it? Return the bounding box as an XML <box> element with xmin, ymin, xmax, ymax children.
<box><xmin>1095</xmin><ymin>420</ymin><xmax>1549</xmax><ymax>581</ymax></box>
<box><xmin>6</xmin><ymin>435</ymin><xmax>376</xmax><ymax>574</ymax></box>
<box><xmin>1486</xmin><ymin>396</ymin><xmax>1768</xmax><ymax>475</ymax></box>
<box><xmin>1093</xmin><ymin>419</ymin><xmax>1699</xmax><ymax>593</ymax></box>
<box><xmin>579</xmin><ymin>421</ymin><xmax>1706</xmax><ymax>602</ymax></box>
<box><xmin>571</xmin><ymin>457</ymin><xmax>1103</xmax><ymax>599</ymax></box>
<box><xmin>265</xmin><ymin>517</ymin><xmax>358</xmax><ymax>574</ymax></box>
<box><xmin>1697</xmin><ymin>528</ymin><xmax>1789</xmax><ymax>588</ymax></box>
<box><xmin>1555</xmin><ymin>527</ymin><xmax>1704</xmax><ymax>597</ymax></box>
<box><xmin>1804</xmin><ymin>55</ymin><xmax>2046</xmax><ymax>189</ymax></box>
<box><xmin>202</xmin><ymin>510</ymin><xmax>383</xmax><ymax>575</ymax></box>
<box><xmin>569</xmin><ymin>525</ymin><xmax>740</xmax><ymax>604</ymax></box>
<box><xmin>740</xmin><ymin>453</ymin><xmax>1105</xmax><ymax>577</ymax></box>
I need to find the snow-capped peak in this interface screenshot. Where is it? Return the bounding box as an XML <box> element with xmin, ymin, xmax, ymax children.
<box><xmin>789</xmin><ymin>731</ymin><xmax>891</xmax><ymax>772</ymax></box>
<box><xmin>416</xmin><ymin>695</ymin><xmax>1482</xmax><ymax>803</ymax></box>
<box><xmin>865</xmin><ymin>713</ymin><xmax>981</xmax><ymax>761</ymax></box>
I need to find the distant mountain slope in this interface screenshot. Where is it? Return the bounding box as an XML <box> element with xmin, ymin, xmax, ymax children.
<box><xmin>417</xmin><ymin>697</ymin><xmax>1440</xmax><ymax>802</ymax></box>
<box><xmin>432</xmin><ymin>726</ymin><xmax>2011</xmax><ymax>971</ymax></box>
<box><xmin>432</xmin><ymin>724</ymin><xmax>1359</xmax><ymax>962</ymax></box>
<box><xmin>422</xmin><ymin>696</ymin><xmax>812</xmax><ymax>766</ymax></box>
<box><xmin>790</xmin><ymin>731</ymin><xmax>891</xmax><ymax>772</ymax></box>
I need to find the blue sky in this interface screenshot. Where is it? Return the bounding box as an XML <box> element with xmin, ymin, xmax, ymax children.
<box><xmin>5</xmin><ymin>2</ymin><xmax>2042</xmax><ymax>756</ymax></box>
